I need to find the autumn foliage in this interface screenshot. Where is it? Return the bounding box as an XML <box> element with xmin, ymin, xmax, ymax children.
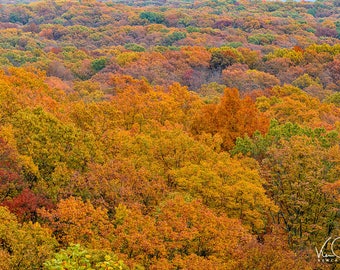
<box><xmin>0</xmin><ymin>0</ymin><xmax>339</xmax><ymax>269</ymax></box>
<box><xmin>192</xmin><ymin>87</ymin><xmax>269</xmax><ymax>150</ymax></box>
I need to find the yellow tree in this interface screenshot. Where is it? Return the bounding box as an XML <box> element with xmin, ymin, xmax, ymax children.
<box><xmin>0</xmin><ymin>206</ymin><xmax>57</xmax><ymax>270</ymax></box>
<box><xmin>262</xmin><ymin>135</ymin><xmax>340</xmax><ymax>249</ymax></box>
<box><xmin>39</xmin><ymin>197</ymin><xmax>113</xmax><ymax>249</ymax></box>
<box><xmin>172</xmin><ymin>153</ymin><xmax>277</xmax><ymax>233</ymax></box>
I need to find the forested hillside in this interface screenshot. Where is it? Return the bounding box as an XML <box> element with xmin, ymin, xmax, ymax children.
<box><xmin>0</xmin><ymin>0</ymin><xmax>339</xmax><ymax>269</ymax></box>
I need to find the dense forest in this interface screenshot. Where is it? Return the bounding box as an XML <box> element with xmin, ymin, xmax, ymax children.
<box><xmin>0</xmin><ymin>0</ymin><xmax>339</xmax><ymax>269</ymax></box>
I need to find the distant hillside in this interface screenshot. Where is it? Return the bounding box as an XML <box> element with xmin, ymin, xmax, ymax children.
<box><xmin>1</xmin><ymin>0</ymin><xmax>39</xmax><ymax>3</ymax></box>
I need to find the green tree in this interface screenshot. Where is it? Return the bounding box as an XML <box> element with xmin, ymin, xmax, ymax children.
<box><xmin>140</xmin><ymin>11</ymin><xmax>165</xmax><ymax>24</ymax></box>
<box><xmin>209</xmin><ymin>47</ymin><xmax>244</xmax><ymax>72</ymax></box>
<box><xmin>232</xmin><ymin>119</ymin><xmax>339</xmax><ymax>160</ymax></box>
<box><xmin>44</xmin><ymin>244</ymin><xmax>128</xmax><ymax>270</ymax></box>
<box><xmin>163</xmin><ymin>31</ymin><xmax>187</xmax><ymax>46</ymax></box>
<box><xmin>91</xmin><ymin>58</ymin><xmax>107</xmax><ymax>73</ymax></box>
